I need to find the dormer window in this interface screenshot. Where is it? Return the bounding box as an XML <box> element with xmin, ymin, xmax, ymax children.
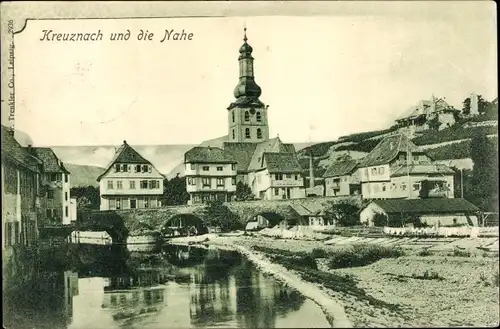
<box><xmin>115</xmin><ymin>164</ymin><xmax>120</xmax><ymax>172</ymax></box>
<box><xmin>142</xmin><ymin>165</ymin><xmax>148</xmax><ymax>173</ymax></box>
<box><xmin>244</xmin><ymin>111</ymin><xmax>250</xmax><ymax>121</ymax></box>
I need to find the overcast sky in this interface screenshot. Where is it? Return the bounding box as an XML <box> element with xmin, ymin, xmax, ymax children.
<box><xmin>7</xmin><ymin>2</ymin><xmax>497</xmax><ymax>146</ymax></box>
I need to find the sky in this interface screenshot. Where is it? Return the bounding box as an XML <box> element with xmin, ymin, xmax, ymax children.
<box><xmin>4</xmin><ymin>2</ymin><xmax>497</xmax><ymax>146</ymax></box>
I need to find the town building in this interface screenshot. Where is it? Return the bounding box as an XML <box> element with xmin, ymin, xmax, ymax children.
<box><xmin>184</xmin><ymin>146</ymin><xmax>237</xmax><ymax>204</ymax></box>
<box><xmin>184</xmin><ymin>29</ymin><xmax>306</xmax><ymax>201</ymax></box>
<box><xmin>1</xmin><ymin>126</ymin><xmax>45</xmax><ymax>250</ymax></box>
<box><xmin>395</xmin><ymin>95</ymin><xmax>460</xmax><ymax>137</ymax></box>
<box><xmin>27</xmin><ymin>147</ymin><xmax>74</xmax><ymax>225</ymax></box>
<box><xmin>360</xmin><ymin>198</ymin><xmax>480</xmax><ymax>227</ymax></box>
<box><xmin>323</xmin><ymin>158</ymin><xmax>361</xmax><ymax>196</ymax></box>
<box><xmin>357</xmin><ymin>133</ymin><xmax>455</xmax><ymax>200</ymax></box>
<box><xmin>97</xmin><ymin>140</ymin><xmax>165</xmax><ymax>210</ymax></box>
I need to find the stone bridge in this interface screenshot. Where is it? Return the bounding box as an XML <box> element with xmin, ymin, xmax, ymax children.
<box><xmin>77</xmin><ymin>196</ymin><xmax>363</xmax><ymax>242</ymax></box>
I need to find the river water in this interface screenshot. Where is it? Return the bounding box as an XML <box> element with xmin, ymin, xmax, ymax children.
<box><xmin>3</xmin><ymin>244</ymin><xmax>331</xmax><ymax>329</ymax></box>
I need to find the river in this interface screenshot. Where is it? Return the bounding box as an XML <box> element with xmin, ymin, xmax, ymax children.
<box><xmin>3</xmin><ymin>243</ymin><xmax>331</xmax><ymax>329</ymax></box>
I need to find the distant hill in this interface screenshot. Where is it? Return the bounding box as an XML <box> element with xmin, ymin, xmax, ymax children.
<box><xmin>64</xmin><ymin>163</ymin><xmax>104</xmax><ymax>187</ymax></box>
<box><xmin>298</xmin><ymin>117</ymin><xmax>498</xmax><ymax>180</ymax></box>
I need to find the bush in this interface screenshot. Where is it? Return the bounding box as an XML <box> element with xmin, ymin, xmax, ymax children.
<box><xmin>452</xmin><ymin>248</ymin><xmax>471</xmax><ymax>257</ymax></box>
<box><xmin>310</xmin><ymin>248</ymin><xmax>328</xmax><ymax>259</ymax></box>
<box><xmin>418</xmin><ymin>249</ymin><xmax>432</xmax><ymax>257</ymax></box>
<box><xmin>327</xmin><ymin>244</ymin><xmax>405</xmax><ymax>269</ymax></box>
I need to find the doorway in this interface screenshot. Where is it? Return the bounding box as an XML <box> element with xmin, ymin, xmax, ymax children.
<box><xmin>130</xmin><ymin>199</ymin><xmax>137</xmax><ymax>209</ymax></box>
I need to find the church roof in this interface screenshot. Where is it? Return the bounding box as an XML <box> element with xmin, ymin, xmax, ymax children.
<box><xmin>247</xmin><ymin>137</ymin><xmax>292</xmax><ymax>171</ymax></box>
<box><xmin>222</xmin><ymin>142</ymin><xmax>258</xmax><ymax>173</ymax></box>
<box><xmin>263</xmin><ymin>152</ymin><xmax>302</xmax><ymax>174</ymax></box>
<box><xmin>1</xmin><ymin>125</ymin><xmax>42</xmax><ymax>173</ymax></box>
<box><xmin>323</xmin><ymin>159</ymin><xmax>358</xmax><ymax>178</ymax></box>
<box><xmin>184</xmin><ymin>146</ymin><xmax>236</xmax><ymax>164</ymax></box>
<box><xmin>359</xmin><ymin>133</ymin><xmax>422</xmax><ymax>168</ymax></box>
<box><xmin>97</xmin><ymin>141</ymin><xmax>161</xmax><ymax>181</ymax></box>
<box><xmin>28</xmin><ymin>147</ymin><xmax>70</xmax><ymax>174</ymax></box>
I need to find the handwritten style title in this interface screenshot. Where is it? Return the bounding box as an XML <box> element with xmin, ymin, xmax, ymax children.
<box><xmin>39</xmin><ymin>29</ymin><xmax>194</xmax><ymax>42</ymax></box>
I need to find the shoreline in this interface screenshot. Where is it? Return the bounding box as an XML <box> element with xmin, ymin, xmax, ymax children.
<box><xmin>167</xmin><ymin>233</ymin><xmax>499</xmax><ymax>328</ymax></box>
<box><xmin>169</xmin><ymin>237</ymin><xmax>353</xmax><ymax>328</ymax></box>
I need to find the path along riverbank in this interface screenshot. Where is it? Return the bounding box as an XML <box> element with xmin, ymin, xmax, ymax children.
<box><xmin>169</xmin><ymin>233</ymin><xmax>500</xmax><ymax>328</ymax></box>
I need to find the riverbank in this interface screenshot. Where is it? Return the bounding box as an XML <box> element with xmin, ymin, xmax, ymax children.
<box><xmin>168</xmin><ymin>233</ymin><xmax>499</xmax><ymax>328</ymax></box>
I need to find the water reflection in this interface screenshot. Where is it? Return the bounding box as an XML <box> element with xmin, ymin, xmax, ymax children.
<box><xmin>3</xmin><ymin>244</ymin><xmax>331</xmax><ymax>329</ymax></box>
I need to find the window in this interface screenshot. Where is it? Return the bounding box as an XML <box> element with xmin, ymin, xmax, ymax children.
<box><xmin>401</xmin><ymin>183</ymin><xmax>407</xmax><ymax>191</ymax></box>
<box><xmin>135</xmin><ymin>165</ymin><xmax>141</xmax><ymax>173</ymax></box>
<box><xmin>256</xmin><ymin>112</ymin><xmax>261</xmax><ymax>122</ymax></box>
<box><xmin>217</xmin><ymin>166</ymin><xmax>223</xmax><ymax>171</ymax></box>
<box><xmin>413</xmin><ymin>183</ymin><xmax>421</xmax><ymax>191</ymax></box>
<box><xmin>116</xmin><ymin>198</ymin><xmax>121</xmax><ymax>210</ymax></box>
<box><xmin>232</xmin><ymin>111</ymin><xmax>235</xmax><ymax>122</ymax></box>
<box><xmin>115</xmin><ymin>164</ymin><xmax>120</xmax><ymax>172</ymax></box>
<box><xmin>109</xmin><ymin>198</ymin><xmax>116</xmax><ymax>210</ymax></box>
<box><xmin>144</xmin><ymin>198</ymin><xmax>149</xmax><ymax>208</ymax></box>
<box><xmin>65</xmin><ymin>192</ymin><xmax>68</xmax><ymax>201</ymax></box>
<box><xmin>257</xmin><ymin>128</ymin><xmax>262</xmax><ymax>139</ymax></box>
<box><xmin>378</xmin><ymin>167</ymin><xmax>385</xmax><ymax>175</ymax></box>
<box><xmin>382</xmin><ymin>184</ymin><xmax>387</xmax><ymax>192</ymax></box>
<box><xmin>122</xmin><ymin>164</ymin><xmax>128</xmax><ymax>172</ymax></box>
<box><xmin>148</xmin><ymin>180</ymin><xmax>153</xmax><ymax>189</ymax></box>
<box><xmin>50</xmin><ymin>173</ymin><xmax>58</xmax><ymax>181</ymax></box>
<box><xmin>64</xmin><ymin>174</ymin><xmax>68</xmax><ymax>183</ymax></box>
<box><xmin>47</xmin><ymin>190</ymin><xmax>54</xmax><ymax>199</ymax></box>
<box><xmin>203</xmin><ymin>166</ymin><xmax>209</xmax><ymax>171</ymax></box>
<box><xmin>295</xmin><ymin>175</ymin><xmax>299</xmax><ymax>180</ymax></box>
<box><xmin>148</xmin><ymin>166</ymin><xmax>152</xmax><ymax>173</ymax></box>
<box><xmin>244</xmin><ymin>111</ymin><xmax>250</xmax><ymax>121</ymax></box>
<box><xmin>130</xmin><ymin>181</ymin><xmax>136</xmax><ymax>189</ymax></box>
<box><xmin>130</xmin><ymin>199</ymin><xmax>137</xmax><ymax>209</ymax></box>
<box><xmin>286</xmin><ymin>174</ymin><xmax>292</xmax><ymax>179</ymax></box>
<box><xmin>274</xmin><ymin>188</ymin><xmax>279</xmax><ymax>196</ymax></box>
<box><xmin>188</xmin><ymin>177</ymin><xmax>196</xmax><ymax>185</ymax></box>
<box><xmin>245</xmin><ymin>128</ymin><xmax>250</xmax><ymax>139</ymax></box>
<box><xmin>142</xmin><ymin>165</ymin><xmax>148</xmax><ymax>173</ymax></box>
<box><xmin>232</xmin><ymin>177</ymin><xmax>236</xmax><ymax>185</ymax></box>
<box><xmin>231</xmin><ymin>164</ymin><xmax>236</xmax><ymax>171</ymax></box>
<box><xmin>202</xmin><ymin>178</ymin><xmax>210</xmax><ymax>187</ymax></box>
<box><xmin>232</xmin><ymin>129</ymin><xmax>235</xmax><ymax>139</ymax></box>
<box><xmin>216</xmin><ymin>178</ymin><xmax>224</xmax><ymax>187</ymax></box>
<box><xmin>107</xmin><ymin>180</ymin><xmax>114</xmax><ymax>189</ymax></box>
<box><xmin>275</xmin><ymin>174</ymin><xmax>283</xmax><ymax>180</ymax></box>
<box><xmin>140</xmin><ymin>180</ymin><xmax>148</xmax><ymax>189</ymax></box>
<box><xmin>65</xmin><ymin>206</ymin><xmax>68</xmax><ymax>217</ymax></box>
<box><xmin>117</xmin><ymin>181</ymin><xmax>123</xmax><ymax>189</ymax></box>
<box><xmin>371</xmin><ymin>168</ymin><xmax>377</xmax><ymax>176</ymax></box>
<box><xmin>190</xmin><ymin>163</ymin><xmax>195</xmax><ymax>170</ymax></box>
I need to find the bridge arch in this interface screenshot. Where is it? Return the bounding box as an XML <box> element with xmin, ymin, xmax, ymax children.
<box><xmin>162</xmin><ymin>213</ymin><xmax>209</xmax><ymax>236</ymax></box>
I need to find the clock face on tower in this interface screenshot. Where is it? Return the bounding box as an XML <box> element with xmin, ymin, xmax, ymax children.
<box><xmin>249</xmin><ymin>108</ymin><xmax>256</xmax><ymax>115</ymax></box>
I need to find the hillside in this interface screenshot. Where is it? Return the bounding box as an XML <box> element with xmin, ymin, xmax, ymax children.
<box><xmin>298</xmin><ymin>117</ymin><xmax>498</xmax><ymax>180</ymax></box>
<box><xmin>64</xmin><ymin>163</ymin><xmax>104</xmax><ymax>187</ymax></box>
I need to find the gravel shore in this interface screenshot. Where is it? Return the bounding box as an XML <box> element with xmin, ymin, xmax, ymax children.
<box><xmin>171</xmin><ymin>234</ymin><xmax>500</xmax><ymax>328</ymax></box>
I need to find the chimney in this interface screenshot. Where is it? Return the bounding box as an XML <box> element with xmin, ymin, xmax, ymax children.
<box><xmin>123</xmin><ymin>140</ymin><xmax>127</xmax><ymax>145</ymax></box>
<box><xmin>309</xmin><ymin>151</ymin><xmax>315</xmax><ymax>189</ymax></box>
<box><xmin>27</xmin><ymin>144</ymin><xmax>33</xmax><ymax>153</ymax></box>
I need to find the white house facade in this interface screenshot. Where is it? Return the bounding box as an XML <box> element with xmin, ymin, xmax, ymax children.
<box><xmin>97</xmin><ymin>141</ymin><xmax>165</xmax><ymax>210</ymax></box>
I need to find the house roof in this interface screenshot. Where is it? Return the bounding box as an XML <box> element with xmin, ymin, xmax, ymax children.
<box><xmin>323</xmin><ymin>159</ymin><xmax>358</xmax><ymax>178</ymax></box>
<box><xmin>97</xmin><ymin>141</ymin><xmax>162</xmax><ymax>181</ymax></box>
<box><xmin>184</xmin><ymin>146</ymin><xmax>236</xmax><ymax>164</ymax></box>
<box><xmin>359</xmin><ymin>133</ymin><xmax>422</xmax><ymax>168</ymax></box>
<box><xmin>290</xmin><ymin>203</ymin><xmax>325</xmax><ymax>217</ymax></box>
<box><xmin>1</xmin><ymin>125</ymin><xmax>41</xmax><ymax>173</ymax></box>
<box><xmin>263</xmin><ymin>152</ymin><xmax>303</xmax><ymax>174</ymax></box>
<box><xmin>247</xmin><ymin>137</ymin><xmax>294</xmax><ymax>172</ymax></box>
<box><xmin>368</xmin><ymin>198</ymin><xmax>480</xmax><ymax>214</ymax></box>
<box><xmin>29</xmin><ymin>147</ymin><xmax>70</xmax><ymax>174</ymax></box>
<box><xmin>391</xmin><ymin>163</ymin><xmax>455</xmax><ymax>177</ymax></box>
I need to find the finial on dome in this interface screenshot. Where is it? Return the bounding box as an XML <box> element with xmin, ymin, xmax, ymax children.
<box><xmin>243</xmin><ymin>26</ymin><xmax>247</xmax><ymax>43</ymax></box>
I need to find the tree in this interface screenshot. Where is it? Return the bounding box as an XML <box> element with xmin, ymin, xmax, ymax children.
<box><xmin>70</xmin><ymin>185</ymin><xmax>100</xmax><ymax>209</ymax></box>
<box><xmin>324</xmin><ymin>202</ymin><xmax>360</xmax><ymax>227</ymax></box>
<box><xmin>234</xmin><ymin>181</ymin><xmax>254</xmax><ymax>201</ymax></box>
<box><xmin>203</xmin><ymin>200</ymin><xmax>241</xmax><ymax>232</ymax></box>
<box><xmin>161</xmin><ymin>173</ymin><xmax>190</xmax><ymax>206</ymax></box>
<box><xmin>427</xmin><ymin>116</ymin><xmax>441</xmax><ymax>130</ymax></box>
<box><xmin>477</xmin><ymin>95</ymin><xmax>489</xmax><ymax>115</ymax></box>
<box><xmin>462</xmin><ymin>97</ymin><xmax>471</xmax><ymax>116</ymax></box>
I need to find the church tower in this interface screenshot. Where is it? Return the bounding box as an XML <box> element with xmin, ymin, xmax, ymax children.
<box><xmin>227</xmin><ymin>28</ymin><xmax>270</xmax><ymax>143</ymax></box>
